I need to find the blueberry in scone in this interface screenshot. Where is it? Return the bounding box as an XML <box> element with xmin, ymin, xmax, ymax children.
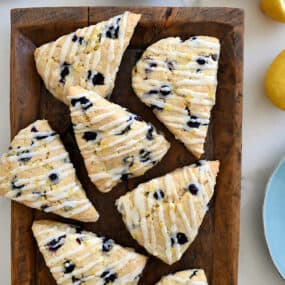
<box><xmin>132</xmin><ymin>36</ymin><xmax>221</xmax><ymax>158</ymax></box>
<box><xmin>0</xmin><ymin>120</ymin><xmax>98</xmax><ymax>222</ymax></box>
<box><xmin>155</xmin><ymin>269</ymin><xmax>208</xmax><ymax>285</ymax></box>
<box><xmin>34</xmin><ymin>11</ymin><xmax>141</xmax><ymax>104</ymax></box>
<box><xmin>67</xmin><ymin>86</ymin><xmax>170</xmax><ymax>193</ymax></box>
<box><xmin>32</xmin><ymin>220</ymin><xmax>147</xmax><ymax>285</ymax></box>
<box><xmin>116</xmin><ymin>160</ymin><xmax>219</xmax><ymax>264</ymax></box>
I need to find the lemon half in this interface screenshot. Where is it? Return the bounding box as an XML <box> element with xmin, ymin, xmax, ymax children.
<box><xmin>265</xmin><ymin>50</ymin><xmax>285</xmax><ymax>110</ymax></box>
<box><xmin>261</xmin><ymin>0</ymin><xmax>285</xmax><ymax>22</ymax></box>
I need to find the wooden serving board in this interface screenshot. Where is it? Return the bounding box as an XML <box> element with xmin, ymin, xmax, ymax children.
<box><xmin>10</xmin><ymin>7</ymin><xmax>243</xmax><ymax>285</ymax></box>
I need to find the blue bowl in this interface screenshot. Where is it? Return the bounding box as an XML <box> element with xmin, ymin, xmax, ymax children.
<box><xmin>263</xmin><ymin>158</ymin><xmax>285</xmax><ymax>279</ymax></box>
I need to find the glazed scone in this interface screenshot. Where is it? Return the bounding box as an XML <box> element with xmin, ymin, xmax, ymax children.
<box><xmin>67</xmin><ymin>86</ymin><xmax>170</xmax><ymax>193</ymax></box>
<box><xmin>116</xmin><ymin>160</ymin><xmax>219</xmax><ymax>264</ymax></box>
<box><xmin>32</xmin><ymin>220</ymin><xmax>147</xmax><ymax>285</ymax></box>
<box><xmin>35</xmin><ymin>11</ymin><xmax>141</xmax><ymax>104</ymax></box>
<box><xmin>155</xmin><ymin>269</ymin><xmax>208</xmax><ymax>285</ymax></box>
<box><xmin>132</xmin><ymin>36</ymin><xmax>220</xmax><ymax>158</ymax></box>
<box><xmin>0</xmin><ymin>120</ymin><xmax>98</xmax><ymax>222</ymax></box>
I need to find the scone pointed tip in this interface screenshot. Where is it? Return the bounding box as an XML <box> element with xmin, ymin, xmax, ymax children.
<box><xmin>192</xmin><ymin>151</ymin><xmax>203</xmax><ymax>159</ymax></box>
<box><xmin>34</xmin><ymin>44</ymin><xmax>43</xmax><ymax>59</ymax></box>
<box><xmin>77</xmin><ymin>207</ymin><xmax>100</xmax><ymax>223</ymax></box>
<box><xmin>0</xmin><ymin>187</ymin><xmax>5</xmax><ymax>196</ymax></box>
<box><xmin>28</xmin><ymin>119</ymin><xmax>50</xmax><ymax>130</ymax></box>
<box><xmin>32</xmin><ymin>219</ymin><xmax>52</xmax><ymax>234</ymax></box>
<box><xmin>208</xmin><ymin>160</ymin><xmax>220</xmax><ymax>176</ymax></box>
<box><xmin>155</xmin><ymin>269</ymin><xmax>208</xmax><ymax>285</ymax></box>
<box><xmin>66</xmin><ymin>86</ymin><xmax>86</xmax><ymax>100</ymax></box>
<box><xmin>0</xmin><ymin>162</ymin><xmax>6</xmax><ymax>197</ymax></box>
<box><xmin>127</xmin><ymin>11</ymin><xmax>142</xmax><ymax>23</ymax></box>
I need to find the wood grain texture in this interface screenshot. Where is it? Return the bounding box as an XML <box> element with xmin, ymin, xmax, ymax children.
<box><xmin>10</xmin><ymin>7</ymin><xmax>243</xmax><ymax>285</ymax></box>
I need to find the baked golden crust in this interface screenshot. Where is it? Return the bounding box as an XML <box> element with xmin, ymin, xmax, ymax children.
<box><xmin>155</xmin><ymin>269</ymin><xmax>208</xmax><ymax>285</ymax></box>
<box><xmin>32</xmin><ymin>220</ymin><xmax>147</xmax><ymax>285</ymax></box>
<box><xmin>116</xmin><ymin>161</ymin><xmax>219</xmax><ymax>264</ymax></box>
<box><xmin>35</xmin><ymin>12</ymin><xmax>141</xmax><ymax>104</ymax></box>
<box><xmin>0</xmin><ymin>120</ymin><xmax>98</xmax><ymax>222</ymax></box>
<box><xmin>132</xmin><ymin>36</ymin><xmax>220</xmax><ymax>158</ymax></box>
<box><xmin>67</xmin><ymin>86</ymin><xmax>170</xmax><ymax>193</ymax></box>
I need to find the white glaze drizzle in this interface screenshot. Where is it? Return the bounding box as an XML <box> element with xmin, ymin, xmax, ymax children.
<box><xmin>158</xmin><ymin>203</ymin><xmax>172</xmax><ymax>263</ymax></box>
<box><xmin>36</xmin><ymin>11</ymin><xmax>135</xmax><ymax>103</ymax></box>
<box><xmin>0</xmin><ymin>121</ymin><xmax>97</xmax><ymax>221</ymax></box>
<box><xmin>133</xmin><ymin>36</ymin><xmax>220</xmax><ymax>157</ymax></box>
<box><xmin>70</xmin><ymin>91</ymin><xmax>169</xmax><ymax>192</ymax></box>
<box><xmin>117</xmin><ymin>162</ymin><xmax>218</xmax><ymax>264</ymax></box>
<box><xmin>167</xmin><ymin>274</ymin><xmax>207</xmax><ymax>285</ymax></box>
<box><xmin>34</xmin><ymin>221</ymin><xmax>146</xmax><ymax>284</ymax></box>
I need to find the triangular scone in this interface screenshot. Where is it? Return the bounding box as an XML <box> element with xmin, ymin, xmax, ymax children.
<box><xmin>35</xmin><ymin>11</ymin><xmax>141</xmax><ymax>104</ymax></box>
<box><xmin>0</xmin><ymin>120</ymin><xmax>98</xmax><ymax>222</ymax></box>
<box><xmin>155</xmin><ymin>269</ymin><xmax>208</xmax><ymax>285</ymax></box>
<box><xmin>132</xmin><ymin>36</ymin><xmax>220</xmax><ymax>158</ymax></box>
<box><xmin>116</xmin><ymin>160</ymin><xmax>219</xmax><ymax>264</ymax></box>
<box><xmin>67</xmin><ymin>86</ymin><xmax>170</xmax><ymax>193</ymax></box>
<box><xmin>32</xmin><ymin>220</ymin><xmax>147</xmax><ymax>285</ymax></box>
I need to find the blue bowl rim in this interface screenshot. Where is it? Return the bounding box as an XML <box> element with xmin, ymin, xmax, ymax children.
<box><xmin>263</xmin><ymin>157</ymin><xmax>285</xmax><ymax>280</ymax></box>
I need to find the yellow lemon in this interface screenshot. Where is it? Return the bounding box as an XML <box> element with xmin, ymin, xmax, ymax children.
<box><xmin>265</xmin><ymin>50</ymin><xmax>285</xmax><ymax>110</ymax></box>
<box><xmin>261</xmin><ymin>0</ymin><xmax>285</xmax><ymax>22</ymax></box>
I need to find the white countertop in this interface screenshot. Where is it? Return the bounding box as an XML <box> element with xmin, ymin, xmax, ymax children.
<box><xmin>1</xmin><ymin>0</ymin><xmax>285</xmax><ymax>284</ymax></box>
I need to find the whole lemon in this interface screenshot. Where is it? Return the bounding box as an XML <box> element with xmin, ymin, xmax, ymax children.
<box><xmin>265</xmin><ymin>50</ymin><xmax>285</xmax><ymax>110</ymax></box>
<box><xmin>261</xmin><ymin>0</ymin><xmax>285</xmax><ymax>22</ymax></box>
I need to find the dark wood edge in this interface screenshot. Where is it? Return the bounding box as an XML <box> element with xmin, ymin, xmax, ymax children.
<box><xmin>214</xmin><ymin>9</ymin><xmax>243</xmax><ymax>285</ymax></box>
<box><xmin>10</xmin><ymin>19</ymin><xmax>16</xmax><ymax>282</ymax></box>
<box><xmin>232</xmin><ymin>10</ymin><xmax>244</xmax><ymax>285</ymax></box>
<box><xmin>10</xmin><ymin>23</ymin><xmax>28</xmax><ymax>285</ymax></box>
<box><xmin>10</xmin><ymin>14</ymin><xmax>15</xmax><ymax>137</ymax></box>
<box><xmin>210</xmin><ymin>8</ymin><xmax>244</xmax><ymax>285</ymax></box>
<box><xmin>11</xmin><ymin>7</ymin><xmax>89</xmax><ymax>29</ymax></box>
<box><xmin>10</xmin><ymin>6</ymin><xmax>244</xmax><ymax>285</ymax></box>
<box><xmin>11</xmin><ymin>7</ymin><xmax>244</xmax><ymax>27</ymax></box>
